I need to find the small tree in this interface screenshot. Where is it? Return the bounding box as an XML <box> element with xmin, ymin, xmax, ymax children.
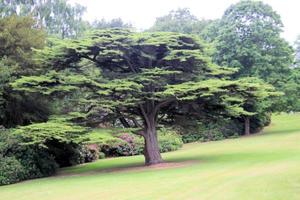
<box><xmin>13</xmin><ymin>30</ymin><xmax>276</xmax><ymax>165</ymax></box>
<box><xmin>234</xmin><ymin>78</ymin><xmax>280</xmax><ymax>135</ymax></box>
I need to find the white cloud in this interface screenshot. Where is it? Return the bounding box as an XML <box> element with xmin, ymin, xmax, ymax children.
<box><xmin>69</xmin><ymin>0</ymin><xmax>300</xmax><ymax>44</ymax></box>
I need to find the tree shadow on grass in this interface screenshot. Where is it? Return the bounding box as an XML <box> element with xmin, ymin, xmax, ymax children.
<box><xmin>56</xmin><ymin>150</ymin><xmax>279</xmax><ymax>178</ymax></box>
<box><xmin>264</xmin><ymin>128</ymin><xmax>300</xmax><ymax>136</ymax></box>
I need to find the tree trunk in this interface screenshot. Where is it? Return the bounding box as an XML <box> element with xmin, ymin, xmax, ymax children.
<box><xmin>142</xmin><ymin>115</ymin><xmax>163</xmax><ymax>165</ymax></box>
<box><xmin>143</xmin><ymin>126</ymin><xmax>163</xmax><ymax>165</ymax></box>
<box><xmin>244</xmin><ymin>116</ymin><xmax>250</xmax><ymax>136</ymax></box>
<box><xmin>139</xmin><ymin>103</ymin><xmax>164</xmax><ymax>165</ymax></box>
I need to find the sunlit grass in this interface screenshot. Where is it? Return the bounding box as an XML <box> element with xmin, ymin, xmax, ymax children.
<box><xmin>1</xmin><ymin>113</ymin><xmax>300</xmax><ymax>200</ymax></box>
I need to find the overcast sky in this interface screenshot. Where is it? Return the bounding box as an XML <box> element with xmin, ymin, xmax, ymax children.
<box><xmin>69</xmin><ymin>0</ymin><xmax>300</xmax><ymax>44</ymax></box>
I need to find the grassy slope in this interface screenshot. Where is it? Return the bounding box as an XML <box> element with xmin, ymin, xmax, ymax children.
<box><xmin>1</xmin><ymin>113</ymin><xmax>300</xmax><ymax>200</ymax></box>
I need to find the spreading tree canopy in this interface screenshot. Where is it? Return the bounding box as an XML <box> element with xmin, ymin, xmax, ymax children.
<box><xmin>13</xmin><ymin>29</ymin><xmax>277</xmax><ymax>165</ymax></box>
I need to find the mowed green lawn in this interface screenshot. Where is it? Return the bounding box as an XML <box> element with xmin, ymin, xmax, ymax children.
<box><xmin>1</xmin><ymin>113</ymin><xmax>300</xmax><ymax>200</ymax></box>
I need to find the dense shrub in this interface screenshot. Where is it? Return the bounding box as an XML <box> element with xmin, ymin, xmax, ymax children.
<box><xmin>249</xmin><ymin>112</ymin><xmax>271</xmax><ymax>133</ymax></box>
<box><xmin>176</xmin><ymin>118</ymin><xmax>240</xmax><ymax>143</ymax></box>
<box><xmin>0</xmin><ymin>124</ymin><xmax>183</xmax><ymax>186</ymax></box>
<box><xmin>16</xmin><ymin>147</ymin><xmax>58</xmax><ymax>178</ymax></box>
<box><xmin>158</xmin><ymin>128</ymin><xmax>183</xmax><ymax>152</ymax></box>
<box><xmin>85</xmin><ymin>128</ymin><xmax>183</xmax><ymax>157</ymax></box>
<box><xmin>0</xmin><ymin>156</ymin><xmax>25</xmax><ymax>185</ymax></box>
<box><xmin>115</xmin><ymin>133</ymin><xmax>144</xmax><ymax>156</ymax></box>
<box><xmin>98</xmin><ymin>152</ymin><xmax>105</xmax><ymax>159</ymax></box>
<box><xmin>0</xmin><ymin>130</ymin><xmax>60</xmax><ymax>185</ymax></box>
<box><xmin>44</xmin><ymin>140</ymin><xmax>84</xmax><ymax>167</ymax></box>
<box><xmin>13</xmin><ymin>117</ymin><xmax>88</xmax><ymax>146</ymax></box>
<box><xmin>0</xmin><ymin>119</ymin><xmax>101</xmax><ymax>186</ymax></box>
<box><xmin>100</xmin><ymin>136</ymin><xmax>141</xmax><ymax>157</ymax></box>
<box><xmin>11</xmin><ymin>118</ymin><xmax>89</xmax><ymax>168</ymax></box>
<box><xmin>178</xmin><ymin>114</ymin><xmax>271</xmax><ymax>143</ymax></box>
<box><xmin>80</xmin><ymin>144</ymin><xmax>99</xmax><ymax>163</ymax></box>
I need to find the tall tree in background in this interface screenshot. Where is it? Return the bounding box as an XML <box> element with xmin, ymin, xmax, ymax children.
<box><xmin>294</xmin><ymin>35</ymin><xmax>300</xmax><ymax>67</ymax></box>
<box><xmin>148</xmin><ymin>8</ymin><xmax>211</xmax><ymax>35</ymax></box>
<box><xmin>275</xmin><ymin>34</ymin><xmax>300</xmax><ymax>111</ymax></box>
<box><xmin>0</xmin><ymin>0</ymin><xmax>87</xmax><ymax>38</ymax></box>
<box><xmin>276</xmin><ymin>68</ymin><xmax>300</xmax><ymax>111</ymax></box>
<box><xmin>91</xmin><ymin>18</ymin><xmax>133</xmax><ymax>29</ymax></box>
<box><xmin>0</xmin><ymin>16</ymin><xmax>50</xmax><ymax>127</ymax></box>
<box><xmin>205</xmin><ymin>0</ymin><xmax>293</xmax><ymax>85</ymax></box>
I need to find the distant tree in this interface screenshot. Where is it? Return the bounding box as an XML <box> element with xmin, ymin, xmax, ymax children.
<box><xmin>294</xmin><ymin>35</ymin><xmax>300</xmax><ymax>67</ymax></box>
<box><xmin>91</xmin><ymin>18</ymin><xmax>133</xmax><ymax>29</ymax></box>
<box><xmin>0</xmin><ymin>16</ymin><xmax>50</xmax><ymax>127</ymax></box>
<box><xmin>0</xmin><ymin>0</ymin><xmax>24</xmax><ymax>17</ymax></box>
<box><xmin>205</xmin><ymin>0</ymin><xmax>294</xmax><ymax>85</ymax></box>
<box><xmin>200</xmin><ymin>19</ymin><xmax>221</xmax><ymax>42</ymax></box>
<box><xmin>148</xmin><ymin>8</ymin><xmax>212</xmax><ymax>35</ymax></box>
<box><xmin>0</xmin><ymin>16</ymin><xmax>45</xmax><ymax>69</ymax></box>
<box><xmin>275</xmin><ymin>68</ymin><xmax>300</xmax><ymax>111</ymax></box>
<box><xmin>12</xmin><ymin>29</ymin><xmax>276</xmax><ymax>165</ymax></box>
<box><xmin>0</xmin><ymin>0</ymin><xmax>87</xmax><ymax>38</ymax></box>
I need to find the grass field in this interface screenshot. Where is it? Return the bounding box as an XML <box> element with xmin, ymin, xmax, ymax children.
<box><xmin>1</xmin><ymin>113</ymin><xmax>300</xmax><ymax>200</ymax></box>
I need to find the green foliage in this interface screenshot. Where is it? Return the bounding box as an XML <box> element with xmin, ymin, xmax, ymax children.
<box><xmin>91</xmin><ymin>18</ymin><xmax>133</xmax><ymax>29</ymax></box>
<box><xmin>0</xmin><ymin>129</ymin><xmax>58</xmax><ymax>185</ymax></box>
<box><xmin>0</xmin><ymin>0</ymin><xmax>87</xmax><ymax>38</ymax></box>
<box><xmin>1</xmin><ymin>114</ymin><xmax>300</xmax><ymax>199</ymax></box>
<box><xmin>270</xmin><ymin>35</ymin><xmax>300</xmax><ymax>112</ymax></box>
<box><xmin>80</xmin><ymin>144</ymin><xmax>100</xmax><ymax>163</ymax></box>
<box><xmin>98</xmin><ymin>152</ymin><xmax>105</xmax><ymax>159</ymax></box>
<box><xmin>249</xmin><ymin>112</ymin><xmax>271</xmax><ymax>133</ymax></box>
<box><xmin>157</xmin><ymin>128</ymin><xmax>183</xmax><ymax>152</ymax></box>
<box><xmin>12</xmin><ymin>29</ymin><xmax>272</xmax><ymax>120</ymax></box>
<box><xmin>148</xmin><ymin>8</ymin><xmax>212</xmax><ymax>35</ymax></box>
<box><xmin>0</xmin><ymin>156</ymin><xmax>25</xmax><ymax>185</ymax></box>
<box><xmin>11</xmin><ymin>71</ymin><xmax>84</xmax><ymax>95</ymax></box>
<box><xmin>83</xmin><ymin>128</ymin><xmax>183</xmax><ymax>157</ymax></box>
<box><xmin>13</xmin><ymin>117</ymin><xmax>88</xmax><ymax>147</ymax></box>
<box><xmin>176</xmin><ymin>118</ymin><xmax>239</xmax><ymax>143</ymax></box>
<box><xmin>200</xmin><ymin>1</ymin><xmax>292</xmax><ymax>113</ymax></box>
<box><xmin>0</xmin><ymin>15</ymin><xmax>50</xmax><ymax>128</ymax></box>
<box><xmin>295</xmin><ymin>35</ymin><xmax>300</xmax><ymax>67</ymax></box>
<box><xmin>274</xmin><ymin>68</ymin><xmax>300</xmax><ymax>112</ymax></box>
<box><xmin>17</xmin><ymin>147</ymin><xmax>58</xmax><ymax>178</ymax></box>
<box><xmin>177</xmin><ymin>112</ymin><xmax>271</xmax><ymax>143</ymax></box>
<box><xmin>85</xmin><ymin>129</ymin><xmax>143</xmax><ymax>157</ymax></box>
<box><xmin>0</xmin><ymin>15</ymin><xmax>45</xmax><ymax>69</ymax></box>
<box><xmin>205</xmin><ymin>0</ymin><xmax>293</xmax><ymax>85</ymax></box>
<box><xmin>12</xmin><ymin>29</ymin><xmax>277</xmax><ymax>164</ymax></box>
<box><xmin>0</xmin><ymin>93</ymin><xmax>51</xmax><ymax>128</ymax></box>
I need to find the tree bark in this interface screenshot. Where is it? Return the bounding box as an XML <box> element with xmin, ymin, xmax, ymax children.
<box><xmin>140</xmin><ymin>110</ymin><xmax>163</xmax><ymax>165</ymax></box>
<box><xmin>244</xmin><ymin>116</ymin><xmax>250</xmax><ymax>136</ymax></box>
<box><xmin>139</xmin><ymin>102</ymin><xmax>166</xmax><ymax>165</ymax></box>
<box><xmin>143</xmin><ymin>124</ymin><xmax>163</xmax><ymax>165</ymax></box>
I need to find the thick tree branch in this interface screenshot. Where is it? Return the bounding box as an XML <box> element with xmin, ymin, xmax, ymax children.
<box><xmin>139</xmin><ymin>104</ymin><xmax>150</xmax><ymax>128</ymax></box>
